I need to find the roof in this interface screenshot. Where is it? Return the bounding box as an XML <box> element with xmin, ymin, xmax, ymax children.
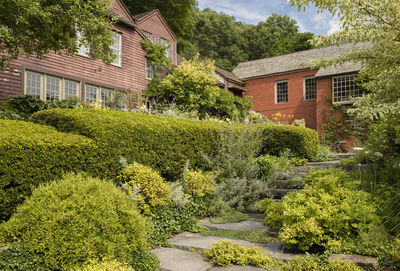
<box><xmin>233</xmin><ymin>43</ymin><xmax>372</xmax><ymax>80</ymax></box>
<box><xmin>133</xmin><ymin>10</ymin><xmax>156</xmax><ymax>21</ymax></box>
<box><xmin>215</xmin><ymin>67</ymin><xmax>245</xmax><ymax>85</ymax></box>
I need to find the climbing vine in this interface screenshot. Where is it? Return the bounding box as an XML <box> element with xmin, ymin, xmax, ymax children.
<box><xmin>140</xmin><ymin>40</ymin><xmax>172</xmax><ymax>79</ymax></box>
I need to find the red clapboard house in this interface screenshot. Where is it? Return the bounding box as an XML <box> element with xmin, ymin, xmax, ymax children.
<box><xmin>233</xmin><ymin>43</ymin><xmax>371</xmax><ymax>135</ymax></box>
<box><xmin>0</xmin><ymin>0</ymin><xmax>177</xmax><ymax>105</ymax></box>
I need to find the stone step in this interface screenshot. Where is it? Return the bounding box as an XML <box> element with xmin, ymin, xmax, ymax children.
<box><xmin>269</xmin><ymin>189</ymin><xmax>299</xmax><ymax>199</ymax></box>
<box><xmin>304</xmin><ymin>160</ymin><xmax>340</xmax><ymax>168</ymax></box>
<box><xmin>201</xmin><ymin>219</ymin><xmax>267</xmax><ymax>231</ymax></box>
<box><xmin>273</xmin><ymin>179</ymin><xmax>303</xmax><ymax>189</ymax></box>
<box><xmin>151</xmin><ymin>247</ymin><xmax>212</xmax><ymax>271</ymax></box>
<box><xmin>168</xmin><ymin>232</ymin><xmax>303</xmax><ymax>262</ymax></box>
<box><xmin>337</xmin><ymin>153</ymin><xmax>355</xmax><ymax>160</ymax></box>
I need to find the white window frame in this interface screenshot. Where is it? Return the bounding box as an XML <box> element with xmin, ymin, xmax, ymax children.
<box><xmin>159</xmin><ymin>38</ymin><xmax>172</xmax><ymax>59</ymax></box>
<box><xmin>24</xmin><ymin>70</ymin><xmax>81</xmax><ymax>101</ymax></box>
<box><xmin>110</xmin><ymin>32</ymin><xmax>122</xmax><ymax>67</ymax></box>
<box><xmin>143</xmin><ymin>32</ymin><xmax>155</xmax><ymax>44</ymax></box>
<box><xmin>275</xmin><ymin>80</ymin><xmax>289</xmax><ymax>104</ymax></box>
<box><xmin>84</xmin><ymin>84</ymin><xmax>127</xmax><ymax>109</ymax></box>
<box><xmin>332</xmin><ymin>74</ymin><xmax>361</xmax><ymax>104</ymax></box>
<box><xmin>304</xmin><ymin>76</ymin><xmax>316</xmax><ymax>101</ymax></box>
<box><xmin>45</xmin><ymin>75</ymin><xmax>61</xmax><ymax>101</ymax></box>
<box><xmin>77</xmin><ymin>31</ymin><xmax>90</xmax><ymax>57</ymax></box>
<box><xmin>145</xmin><ymin>59</ymin><xmax>155</xmax><ymax>80</ymax></box>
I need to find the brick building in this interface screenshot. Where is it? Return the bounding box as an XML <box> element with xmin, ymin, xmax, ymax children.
<box><xmin>0</xmin><ymin>0</ymin><xmax>177</xmax><ymax>105</ymax></box>
<box><xmin>233</xmin><ymin>43</ymin><xmax>370</xmax><ymax>134</ymax></box>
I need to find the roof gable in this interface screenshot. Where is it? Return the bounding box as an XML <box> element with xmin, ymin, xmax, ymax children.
<box><xmin>233</xmin><ymin>43</ymin><xmax>372</xmax><ymax>80</ymax></box>
<box><xmin>134</xmin><ymin>10</ymin><xmax>177</xmax><ymax>42</ymax></box>
<box><xmin>112</xmin><ymin>0</ymin><xmax>135</xmax><ymax>25</ymax></box>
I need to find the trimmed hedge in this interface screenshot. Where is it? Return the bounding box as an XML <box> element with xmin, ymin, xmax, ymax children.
<box><xmin>30</xmin><ymin>109</ymin><xmax>319</xmax><ymax>180</ymax></box>
<box><xmin>0</xmin><ymin>120</ymin><xmax>104</xmax><ymax>220</ymax></box>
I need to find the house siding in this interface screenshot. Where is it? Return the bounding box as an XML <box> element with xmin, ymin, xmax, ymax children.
<box><xmin>243</xmin><ymin>69</ymin><xmax>318</xmax><ymax>130</ymax></box>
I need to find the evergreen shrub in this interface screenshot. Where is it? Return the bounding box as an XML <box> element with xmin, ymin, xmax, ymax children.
<box><xmin>0</xmin><ymin>173</ymin><xmax>151</xmax><ymax>270</ymax></box>
<box><xmin>0</xmin><ymin>120</ymin><xmax>103</xmax><ymax>220</ymax></box>
<box><xmin>0</xmin><ymin>246</ymin><xmax>50</xmax><ymax>271</ymax></box>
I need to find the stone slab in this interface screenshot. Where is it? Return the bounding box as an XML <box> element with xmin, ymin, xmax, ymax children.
<box><xmin>151</xmin><ymin>247</ymin><xmax>212</xmax><ymax>271</ymax></box>
<box><xmin>202</xmin><ymin>219</ymin><xmax>267</xmax><ymax>231</ymax></box>
<box><xmin>169</xmin><ymin>232</ymin><xmax>303</xmax><ymax>262</ymax></box>
<box><xmin>329</xmin><ymin>254</ymin><xmax>378</xmax><ymax>270</ymax></box>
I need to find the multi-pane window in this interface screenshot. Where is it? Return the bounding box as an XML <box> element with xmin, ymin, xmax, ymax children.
<box><xmin>46</xmin><ymin>76</ymin><xmax>61</xmax><ymax>101</ymax></box>
<box><xmin>25</xmin><ymin>71</ymin><xmax>80</xmax><ymax>101</ymax></box>
<box><xmin>110</xmin><ymin>33</ymin><xmax>122</xmax><ymax>66</ymax></box>
<box><xmin>85</xmin><ymin>84</ymin><xmax>98</xmax><ymax>103</ymax></box>
<box><xmin>146</xmin><ymin>59</ymin><xmax>155</xmax><ymax>80</ymax></box>
<box><xmin>143</xmin><ymin>32</ymin><xmax>155</xmax><ymax>43</ymax></box>
<box><xmin>77</xmin><ymin>31</ymin><xmax>90</xmax><ymax>56</ymax></box>
<box><xmin>64</xmin><ymin>80</ymin><xmax>79</xmax><ymax>99</ymax></box>
<box><xmin>333</xmin><ymin>74</ymin><xmax>362</xmax><ymax>103</ymax></box>
<box><xmin>159</xmin><ymin>38</ymin><xmax>172</xmax><ymax>59</ymax></box>
<box><xmin>276</xmin><ymin>80</ymin><xmax>289</xmax><ymax>103</ymax></box>
<box><xmin>25</xmin><ymin>71</ymin><xmax>41</xmax><ymax>99</ymax></box>
<box><xmin>100</xmin><ymin>87</ymin><xmax>112</xmax><ymax>107</ymax></box>
<box><xmin>304</xmin><ymin>77</ymin><xmax>316</xmax><ymax>100</ymax></box>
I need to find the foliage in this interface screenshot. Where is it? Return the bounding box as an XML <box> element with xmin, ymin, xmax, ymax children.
<box><xmin>145</xmin><ymin>55</ymin><xmax>252</xmax><ymax>120</ymax></box>
<box><xmin>0</xmin><ymin>0</ymin><xmax>116</xmax><ymax>69</ymax></box>
<box><xmin>258</xmin><ymin>198</ymin><xmax>284</xmax><ymax>229</ymax></box>
<box><xmin>0</xmin><ymin>246</ymin><xmax>50</xmax><ymax>271</ymax></box>
<box><xmin>311</xmin><ymin>144</ymin><xmax>335</xmax><ymax>162</ymax></box>
<box><xmin>0</xmin><ymin>173</ymin><xmax>150</xmax><ymax>270</ymax></box>
<box><xmin>0</xmin><ymin>120</ymin><xmax>104</xmax><ymax>221</ymax></box>
<box><xmin>281</xmin><ymin>255</ymin><xmax>363</xmax><ymax>271</ymax></box>
<box><xmin>276</xmin><ymin>169</ymin><xmax>381</xmax><ymax>251</ymax></box>
<box><xmin>210</xmin><ymin>210</ymin><xmax>249</xmax><ymax>224</ymax></box>
<box><xmin>204</xmin><ymin>240</ymin><xmax>278</xmax><ymax>269</ymax></box>
<box><xmin>120</xmin><ymin>163</ymin><xmax>171</xmax><ymax>212</ymax></box>
<box><xmin>129</xmin><ymin>250</ymin><xmax>160</xmax><ymax>271</ymax></box>
<box><xmin>201</xmin><ymin>229</ymin><xmax>279</xmax><ymax>244</ymax></box>
<box><xmin>292</xmin><ymin>118</ymin><xmax>306</xmax><ymax>127</ymax></box>
<box><xmin>183</xmin><ymin>169</ymin><xmax>216</xmax><ymax>198</ymax></box>
<box><xmin>140</xmin><ymin>40</ymin><xmax>172</xmax><ymax>78</ymax></box>
<box><xmin>77</xmin><ymin>260</ymin><xmax>135</xmax><ymax>271</ymax></box>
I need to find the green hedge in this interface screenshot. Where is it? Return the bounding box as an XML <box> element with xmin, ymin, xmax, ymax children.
<box><xmin>0</xmin><ymin>120</ymin><xmax>105</xmax><ymax>220</ymax></box>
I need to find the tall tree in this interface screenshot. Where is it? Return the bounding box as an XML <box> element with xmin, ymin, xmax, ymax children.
<box><xmin>0</xmin><ymin>0</ymin><xmax>116</xmax><ymax>69</ymax></box>
<box><xmin>123</xmin><ymin>0</ymin><xmax>196</xmax><ymax>40</ymax></box>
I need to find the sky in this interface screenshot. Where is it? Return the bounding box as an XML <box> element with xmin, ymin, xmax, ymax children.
<box><xmin>197</xmin><ymin>0</ymin><xmax>340</xmax><ymax>35</ymax></box>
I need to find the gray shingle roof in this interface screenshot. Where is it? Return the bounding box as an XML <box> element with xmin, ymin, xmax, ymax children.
<box><xmin>133</xmin><ymin>10</ymin><xmax>156</xmax><ymax>21</ymax></box>
<box><xmin>215</xmin><ymin>67</ymin><xmax>245</xmax><ymax>85</ymax></box>
<box><xmin>233</xmin><ymin>43</ymin><xmax>371</xmax><ymax>79</ymax></box>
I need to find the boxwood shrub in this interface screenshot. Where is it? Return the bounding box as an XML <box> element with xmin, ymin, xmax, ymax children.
<box><xmin>0</xmin><ymin>120</ymin><xmax>105</xmax><ymax>221</ymax></box>
<box><xmin>30</xmin><ymin>109</ymin><xmax>319</xmax><ymax>180</ymax></box>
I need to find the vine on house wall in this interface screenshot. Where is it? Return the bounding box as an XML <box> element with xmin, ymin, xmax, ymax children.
<box><xmin>140</xmin><ymin>40</ymin><xmax>172</xmax><ymax>79</ymax></box>
<box><xmin>321</xmin><ymin>96</ymin><xmax>368</xmax><ymax>152</ymax></box>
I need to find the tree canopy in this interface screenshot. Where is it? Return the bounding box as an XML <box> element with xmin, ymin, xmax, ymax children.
<box><xmin>0</xmin><ymin>0</ymin><xmax>117</xmax><ymax>70</ymax></box>
<box><xmin>289</xmin><ymin>0</ymin><xmax>400</xmax><ymax>120</ymax></box>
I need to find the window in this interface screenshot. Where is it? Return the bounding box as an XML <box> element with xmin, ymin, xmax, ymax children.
<box><xmin>304</xmin><ymin>77</ymin><xmax>316</xmax><ymax>100</ymax></box>
<box><xmin>143</xmin><ymin>32</ymin><xmax>155</xmax><ymax>43</ymax></box>
<box><xmin>276</xmin><ymin>80</ymin><xmax>288</xmax><ymax>103</ymax></box>
<box><xmin>146</xmin><ymin>59</ymin><xmax>155</xmax><ymax>80</ymax></box>
<box><xmin>77</xmin><ymin>31</ymin><xmax>90</xmax><ymax>57</ymax></box>
<box><xmin>25</xmin><ymin>70</ymin><xmax>80</xmax><ymax>101</ymax></box>
<box><xmin>85</xmin><ymin>84</ymin><xmax>98</xmax><ymax>103</ymax></box>
<box><xmin>46</xmin><ymin>76</ymin><xmax>61</xmax><ymax>101</ymax></box>
<box><xmin>25</xmin><ymin>71</ymin><xmax>41</xmax><ymax>99</ymax></box>
<box><xmin>64</xmin><ymin>80</ymin><xmax>80</xmax><ymax>99</ymax></box>
<box><xmin>159</xmin><ymin>38</ymin><xmax>172</xmax><ymax>59</ymax></box>
<box><xmin>110</xmin><ymin>33</ymin><xmax>122</xmax><ymax>66</ymax></box>
<box><xmin>85</xmin><ymin>84</ymin><xmax>127</xmax><ymax>109</ymax></box>
<box><xmin>100</xmin><ymin>87</ymin><xmax>112</xmax><ymax>107</ymax></box>
<box><xmin>332</xmin><ymin>74</ymin><xmax>362</xmax><ymax>103</ymax></box>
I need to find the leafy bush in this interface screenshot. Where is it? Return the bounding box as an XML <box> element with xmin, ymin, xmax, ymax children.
<box><xmin>120</xmin><ymin>163</ymin><xmax>171</xmax><ymax>211</ymax></box>
<box><xmin>204</xmin><ymin>240</ymin><xmax>277</xmax><ymax>269</ymax></box>
<box><xmin>275</xmin><ymin>170</ymin><xmax>381</xmax><ymax>251</ymax></box>
<box><xmin>77</xmin><ymin>260</ymin><xmax>135</xmax><ymax>271</ymax></box>
<box><xmin>257</xmin><ymin>198</ymin><xmax>284</xmax><ymax>229</ymax></box>
<box><xmin>0</xmin><ymin>246</ymin><xmax>50</xmax><ymax>271</ymax></box>
<box><xmin>129</xmin><ymin>250</ymin><xmax>160</xmax><ymax>271</ymax></box>
<box><xmin>0</xmin><ymin>120</ymin><xmax>104</xmax><ymax>220</ymax></box>
<box><xmin>0</xmin><ymin>173</ymin><xmax>151</xmax><ymax>270</ymax></box>
<box><xmin>183</xmin><ymin>169</ymin><xmax>216</xmax><ymax>198</ymax></box>
<box><xmin>311</xmin><ymin>144</ymin><xmax>335</xmax><ymax>162</ymax></box>
<box><xmin>281</xmin><ymin>255</ymin><xmax>363</xmax><ymax>271</ymax></box>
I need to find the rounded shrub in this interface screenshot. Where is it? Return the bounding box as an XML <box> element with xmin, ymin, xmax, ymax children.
<box><xmin>282</xmin><ymin>255</ymin><xmax>363</xmax><ymax>271</ymax></box>
<box><xmin>120</xmin><ymin>163</ymin><xmax>171</xmax><ymax>209</ymax></box>
<box><xmin>0</xmin><ymin>173</ymin><xmax>150</xmax><ymax>270</ymax></box>
<box><xmin>0</xmin><ymin>245</ymin><xmax>50</xmax><ymax>271</ymax></box>
<box><xmin>183</xmin><ymin>169</ymin><xmax>216</xmax><ymax>198</ymax></box>
<box><xmin>77</xmin><ymin>260</ymin><xmax>135</xmax><ymax>271</ymax></box>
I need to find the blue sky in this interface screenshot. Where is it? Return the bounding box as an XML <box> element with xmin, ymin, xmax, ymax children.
<box><xmin>197</xmin><ymin>0</ymin><xmax>339</xmax><ymax>35</ymax></box>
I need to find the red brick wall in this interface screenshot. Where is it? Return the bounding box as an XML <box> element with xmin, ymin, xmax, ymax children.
<box><xmin>243</xmin><ymin>69</ymin><xmax>319</xmax><ymax>130</ymax></box>
<box><xmin>316</xmin><ymin>77</ymin><xmax>333</xmax><ymax>135</ymax></box>
<box><xmin>136</xmin><ymin>12</ymin><xmax>178</xmax><ymax>66</ymax></box>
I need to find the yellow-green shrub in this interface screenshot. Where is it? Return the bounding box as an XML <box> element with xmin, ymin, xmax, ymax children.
<box><xmin>257</xmin><ymin>198</ymin><xmax>284</xmax><ymax>229</ymax></box>
<box><xmin>0</xmin><ymin>173</ymin><xmax>151</xmax><ymax>270</ymax></box>
<box><xmin>281</xmin><ymin>255</ymin><xmax>363</xmax><ymax>271</ymax></box>
<box><xmin>77</xmin><ymin>260</ymin><xmax>135</xmax><ymax>271</ymax></box>
<box><xmin>0</xmin><ymin>120</ymin><xmax>104</xmax><ymax>221</ymax></box>
<box><xmin>119</xmin><ymin>163</ymin><xmax>171</xmax><ymax>210</ymax></box>
<box><xmin>184</xmin><ymin>169</ymin><xmax>216</xmax><ymax>198</ymax></box>
<box><xmin>204</xmin><ymin>240</ymin><xmax>277</xmax><ymax>269</ymax></box>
